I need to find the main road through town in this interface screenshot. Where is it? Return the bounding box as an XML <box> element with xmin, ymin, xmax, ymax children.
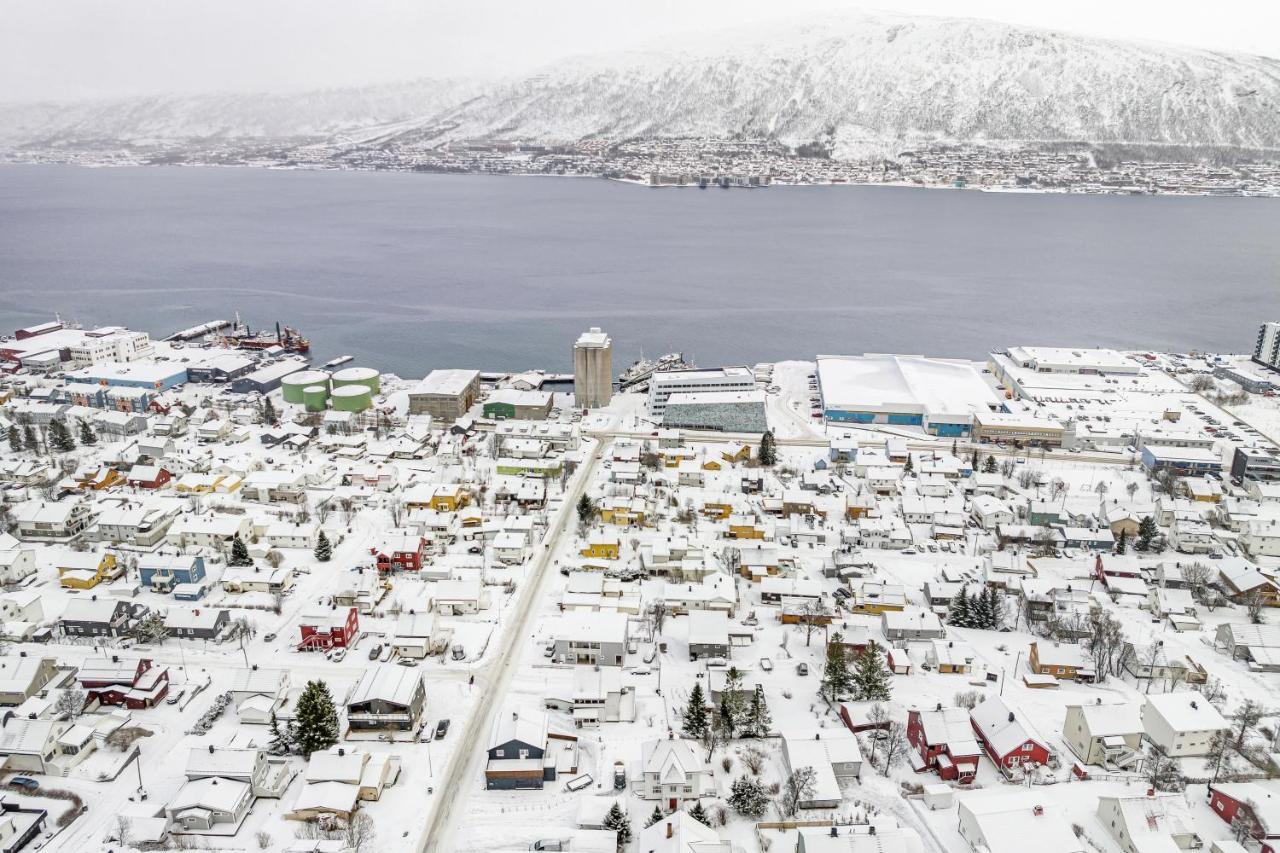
<box><xmin>416</xmin><ymin>425</ymin><xmax>610</xmax><ymax>853</ymax></box>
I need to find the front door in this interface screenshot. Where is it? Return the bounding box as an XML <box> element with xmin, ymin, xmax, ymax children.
<box><xmin>668</xmin><ymin>797</ymin><xmax>677</xmax><ymax>811</ymax></box>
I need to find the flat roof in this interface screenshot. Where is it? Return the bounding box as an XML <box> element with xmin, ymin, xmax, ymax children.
<box><xmin>817</xmin><ymin>354</ymin><xmax>1002</xmax><ymax>419</ymax></box>
<box><xmin>414</xmin><ymin>369</ymin><xmax>480</xmax><ymax>397</ymax></box>
<box><xmin>651</xmin><ymin>366</ymin><xmax>754</xmax><ymax>384</ymax></box>
<box><xmin>1005</xmin><ymin>346</ymin><xmax>1137</xmax><ymax>372</ymax></box>
<box><xmin>664</xmin><ymin>390</ymin><xmax>766</xmax><ymax>406</ymax></box>
<box><xmin>574</xmin><ymin>327</ymin><xmax>611</xmax><ymax>348</ymax></box>
<box><xmin>67</xmin><ymin>361</ymin><xmax>186</xmax><ymax>383</ymax></box>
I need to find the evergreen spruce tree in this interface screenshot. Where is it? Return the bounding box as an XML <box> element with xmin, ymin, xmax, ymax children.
<box><xmin>646</xmin><ymin>805</ymin><xmax>665</xmax><ymax>828</ymax></box>
<box><xmin>21</xmin><ymin>426</ymin><xmax>37</xmax><ymax>454</ymax></box>
<box><xmin>48</xmin><ymin>420</ymin><xmax>75</xmax><ymax>453</ymax></box>
<box><xmin>758</xmin><ymin>430</ymin><xmax>777</xmax><ymax>467</ymax></box>
<box><xmin>261</xmin><ymin>396</ymin><xmax>277</xmax><ymax>425</ymax></box>
<box><xmin>1115</xmin><ymin>528</ymin><xmax>1128</xmax><ymax>554</ymax></box>
<box><xmin>727</xmin><ymin>775</ymin><xmax>769</xmax><ymax>817</ymax></box>
<box><xmin>986</xmin><ymin>587</ymin><xmax>1005</xmax><ymax>630</ymax></box>
<box><xmin>983</xmin><ymin>455</ymin><xmax>998</xmax><ymax>474</ymax></box>
<box><xmin>970</xmin><ymin>448</ymin><xmax>979</xmax><ymax>470</ymax></box>
<box><xmin>688</xmin><ymin>800</ymin><xmax>709</xmax><ymax>826</ymax></box>
<box><xmin>681</xmin><ymin>682</ymin><xmax>710</xmax><ymax>739</ymax></box>
<box><xmin>77</xmin><ymin>419</ymin><xmax>97</xmax><ymax>446</ymax></box>
<box><xmin>820</xmin><ymin>632</ymin><xmax>853</xmax><ymax>701</ymax></box>
<box><xmin>576</xmin><ymin>493</ymin><xmax>596</xmax><ymax>524</ymax></box>
<box><xmin>1137</xmin><ymin>516</ymin><xmax>1158</xmax><ymax>551</ymax></box>
<box><xmin>743</xmin><ymin>685</ymin><xmax>772</xmax><ymax>737</ymax></box>
<box><xmin>602</xmin><ymin>802</ymin><xmax>632</xmax><ymax>848</ymax></box>
<box><xmin>717</xmin><ymin>695</ymin><xmax>737</xmax><ymax>740</ymax></box>
<box><xmin>267</xmin><ymin>711</ymin><xmax>292</xmax><ymax>756</ymax></box>
<box><xmin>314</xmin><ymin>531</ymin><xmax>332</xmax><ymax>563</ymax></box>
<box><xmin>293</xmin><ymin>680</ymin><xmax>340</xmax><ymax>755</ymax></box>
<box><xmin>7</xmin><ymin>425</ymin><xmax>20</xmax><ymax>454</ymax></box>
<box><xmin>947</xmin><ymin>589</ymin><xmax>973</xmax><ymax>628</ymax></box>
<box><xmin>903</xmin><ymin>455</ymin><xmax>914</xmax><ymax>474</ymax></box>
<box><xmin>852</xmin><ymin>640</ymin><xmax>892</xmax><ymax>701</ymax></box>
<box><xmin>970</xmin><ymin>587</ymin><xmax>993</xmax><ymax>629</ymax></box>
<box><xmin>229</xmin><ymin>534</ymin><xmax>252</xmax><ymax>566</ymax></box>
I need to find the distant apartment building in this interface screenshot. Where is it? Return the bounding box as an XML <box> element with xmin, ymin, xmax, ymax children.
<box><xmin>1232</xmin><ymin>446</ymin><xmax>1280</xmax><ymax>483</ymax></box>
<box><xmin>573</xmin><ymin>327</ymin><xmax>612</xmax><ymax>409</ymax></box>
<box><xmin>1254</xmin><ymin>321</ymin><xmax>1280</xmax><ymax>371</ymax></box>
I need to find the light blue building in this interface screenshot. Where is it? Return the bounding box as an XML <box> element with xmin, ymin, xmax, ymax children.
<box><xmin>66</xmin><ymin>362</ymin><xmax>187</xmax><ymax>391</ymax></box>
<box><xmin>138</xmin><ymin>555</ymin><xmax>206</xmax><ymax>593</ymax></box>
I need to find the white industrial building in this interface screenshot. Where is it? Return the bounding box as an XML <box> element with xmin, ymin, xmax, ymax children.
<box><xmin>816</xmin><ymin>354</ymin><xmax>1003</xmax><ymax>437</ymax></box>
<box><xmin>646</xmin><ymin>367</ymin><xmax>756</xmax><ymax>418</ymax></box>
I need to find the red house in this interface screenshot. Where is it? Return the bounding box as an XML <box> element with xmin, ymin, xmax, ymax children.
<box><xmin>1208</xmin><ymin>782</ymin><xmax>1280</xmax><ymax>850</ymax></box>
<box><xmin>1095</xmin><ymin>554</ymin><xmax>1142</xmax><ymax>587</ymax></box>
<box><xmin>907</xmin><ymin>706</ymin><xmax>981</xmax><ymax>782</ymax></box>
<box><xmin>76</xmin><ymin>657</ymin><xmax>169</xmax><ymax>709</ymax></box>
<box><xmin>126</xmin><ymin>465</ymin><xmax>172</xmax><ymax>490</ymax></box>
<box><xmin>298</xmin><ymin>607</ymin><xmax>360</xmax><ymax>651</ymax></box>
<box><xmin>838</xmin><ymin>702</ymin><xmax>892</xmax><ymax>735</ymax></box>
<box><xmin>371</xmin><ymin>534</ymin><xmax>426</xmax><ymax>573</ymax></box>
<box><xmin>969</xmin><ymin>695</ymin><xmax>1054</xmax><ymax>772</ymax></box>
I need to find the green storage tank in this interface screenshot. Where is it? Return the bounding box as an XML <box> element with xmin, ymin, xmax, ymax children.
<box><xmin>331</xmin><ymin>366</ymin><xmax>380</xmax><ymax>395</ymax></box>
<box><xmin>302</xmin><ymin>385</ymin><xmax>329</xmax><ymax>412</ymax></box>
<box><xmin>331</xmin><ymin>385</ymin><xmax>372</xmax><ymax>412</ymax></box>
<box><xmin>281</xmin><ymin>369</ymin><xmax>330</xmax><ymax>404</ymax></box>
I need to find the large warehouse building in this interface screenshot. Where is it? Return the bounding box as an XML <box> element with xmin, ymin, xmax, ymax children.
<box><xmin>661</xmin><ymin>390</ymin><xmax>768</xmax><ymax>433</ymax></box>
<box><xmin>816</xmin><ymin>354</ymin><xmax>1005</xmax><ymax>437</ymax></box>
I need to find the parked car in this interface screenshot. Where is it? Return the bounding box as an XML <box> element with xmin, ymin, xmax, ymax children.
<box><xmin>398</xmin><ymin>658</ymin><xmax>420</xmax><ymax>667</ymax></box>
<box><xmin>435</xmin><ymin>719</ymin><xmax>451</xmax><ymax>739</ymax></box>
<box><xmin>263</xmin><ymin>632</ymin><xmax>277</xmax><ymax>642</ymax></box>
<box><xmin>166</xmin><ymin>688</ymin><xmax>185</xmax><ymax>706</ymax></box>
<box><xmin>368</xmin><ymin>643</ymin><xmax>383</xmax><ymax>661</ymax></box>
<box><xmin>379</xmin><ymin>645</ymin><xmax>395</xmax><ymax>663</ymax></box>
<box><xmin>759</xmin><ymin>658</ymin><xmax>773</xmax><ymax>672</ymax></box>
<box><xmin>8</xmin><ymin>777</ymin><xmax>38</xmax><ymax>791</ymax></box>
<box><xmin>796</xmin><ymin>662</ymin><xmax>809</xmax><ymax>676</ymax></box>
<box><xmin>531</xmin><ymin>841</ymin><xmax>565</xmax><ymax>852</ymax></box>
<box><xmin>331</xmin><ymin>648</ymin><xmax>346</xmax><ymax>662</ymax></box>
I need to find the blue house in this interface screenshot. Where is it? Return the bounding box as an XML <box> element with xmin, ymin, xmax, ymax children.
<box><xmin>1140</xmin><ymin>446</ymin><xmax>1223</xmax><ymax>477</ymax></box>
<box><xmin>138</xmin><ymin>556</ymin><xmax>206</xmax><ymax>593</ymax></box>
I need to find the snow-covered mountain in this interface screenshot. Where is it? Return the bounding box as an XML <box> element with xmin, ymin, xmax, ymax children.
<box><xmin>5</xmin><ymin>12</ymin><xmax>1280</xmax><ymax>155</ymax></box>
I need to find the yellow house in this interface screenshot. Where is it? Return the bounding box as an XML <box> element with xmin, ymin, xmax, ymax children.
<box><xmin>580</xmin><ymin>533</ymin><xmax>620</xmax><ymax>561</ymax></box>
<box><xmin>75</xmin><ymin>467</ymin><xmax>125</xmax><ymax>491</ymax></box>
<box><xmin>700</xmin><ymin>457</ymin><xmax>724</xmax><ymax>472</ymax></box>
<box><xmin>57</xmin><ymin>552</ymin><xmax>119</xmax><ymax>590</ymax></box>
<box><xmin>662</xmin><ymin>449</ymin><xmax>696</xmax><ymax>468</ymax></box>
<box><xmin>405</xmin><ymin>484</ymin><xmax>470</xmax><ymax>513</ymax></box>
<box><xmin>701</xmin><ymin>499</ymin><xmax>734</xmax><ymax>521</ymax></box>
<box><xmin>174</xmin><ymin>473</ymin><xmax>226</xmax><ymax>494</ymax></box>
<box><xmin>727</xmin><ymin>515</ymin><xmax>766</xmax><ymax>540</ymax></box>
<box><xmin>720</xmin><ymin>442</ymin><xmax>751</xmax><ymax>464</ymax></box>
<box><xmin>600</xmin><ymin>498</ymin><xmax>646</xmax><ymax>527</ymax></box>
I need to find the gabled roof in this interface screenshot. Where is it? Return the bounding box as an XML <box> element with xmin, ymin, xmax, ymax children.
<box><xmin>970</xmin><ymin>695</ymin><xmax>1048</xmax><ymax>757</ymax></box>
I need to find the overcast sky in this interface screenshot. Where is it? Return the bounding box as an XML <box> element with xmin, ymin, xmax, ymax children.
<box><xmin>3</xmin><ymin>0</ymin><xmax>1277</xmax><ymax>102</ymax></box>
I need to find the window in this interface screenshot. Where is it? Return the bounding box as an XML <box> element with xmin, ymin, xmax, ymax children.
<box><xmin>495</xmin><ymin>749</ymin><xmax>504</xmax><ymax>758</ymax></box>
<box><xmin>1021</xmin><ymin>743</ymin><xmax>1033</xmax><ymax>752</ymax></box>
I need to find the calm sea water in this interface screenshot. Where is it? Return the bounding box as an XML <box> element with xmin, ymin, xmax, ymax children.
<box><xmin>0</xmin><ymin>165</ymin><xmax>1277</xmax><ymax>377</ymax></box>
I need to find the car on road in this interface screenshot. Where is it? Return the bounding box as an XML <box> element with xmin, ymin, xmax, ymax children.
<box><xmin>397</xmin><ymin>658</ymin><xmax>420</xmax><ymax>667</ymax></box>
<box><xmin>8</xmin><ymin>777</ymin><xmax>38</xmax><ymax>791</ymax></box>
<box><xmin>435</xmin><ymin>719</ymin><xmax>451</xmax><ymax>739</ymax></box>
<box><xmin>368</xmin><ymin>643</ymin><xmax>383</xmax><ymax>661</ymax></box>
<box><xmin>263</xmin><ymin>632</ymin><xmax>276</xmax><ymax>642</ymax></box>
<box><xmin>166</xmin><ymin>688</ymin><xmax>185</xmax><ymax>706</ymax></box>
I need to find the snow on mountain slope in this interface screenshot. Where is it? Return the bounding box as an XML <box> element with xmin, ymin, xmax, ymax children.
<box><xmin>0</xmin><ymin>78</ymin><xmax>480</xmax><ymax>146</ymax></box>
<box><xmin>3</xmin><ymin>12</ymin><xmax>1279</xmax><ymax>154</ymax></box>
<box><xmin>427</xmin><ymin>13</ymin><xmax>1280</xmax><ymax>152</ymax></box>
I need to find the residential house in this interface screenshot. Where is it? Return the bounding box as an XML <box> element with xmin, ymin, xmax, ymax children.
<box><xmin>957</xmin><ymin>792</ymin><xmax>1084</xmax><ymax>853</ymax></box>
<box><xmin>1096</xmin><ymin>793</ymin><xmax>1200</xmax><ymax>853</ymax></box>
<box><xmin>56</xmin><ymin>550</ymin><xmax>119</xmax><ymax>589</ymax></box>
<box><xmin>138</xmin><ymin>555</ymin><xmax>206</xmax><ymax>593</ymax></box>
<box><xmin>969</xmin><ymin>695</ymin><xmax>1056</xmax><ymax>773</ymax></box>
<box><xmin>881</xmin><ymin>608</ymin><xmax>945</xmax><ymax>641</ymax></box>
<box><xmin>484</xmin><ymin>713</ymin><xmax>579</xmax><ymax>790</ymax></box>
<box><xmin>553</xmin><ymin>612</ymin><xmax>628</xmax><ymax>667</ymax></box>
<box><xmin>0</xmin><ymin>719</ymin><xmax>92</xmax><ymax>775</ymax></box>
<box><xmin>297</xmin><ymin>607</ymin><xmax>359</xmax><ymax>652</ymax></box>
<box><xmin>907</xmin><ymin>705</ymin><xmax>981</xmax><ymax>782</ymax></box>
<box><xmin>76</xmin><ymin>657</ymin><xmax>169</xmax><ymax>709</ymax></box>
<box><xmin>687</xmin><ymin>611</ymin><xmax>731</xmax><ymax>661</ymax></box>
<box><xmin>1062</xmin><ymin>702</ymin><xmax>1144</xmax><ymax>771</ymax></box>
<box><xmin>0</xmin><ymin>658</ymin><xmax>58</xmax><ymax>707</ymax></box>
<box><xmin>639</xmin><ymin>738</ymin><xmax>711</xmax><ymax>809</ymax></box>
<box><xmin>1028</xmin><ymin>641</ymin><xmax>1095</xmax><ymax>681</ymax></box>
<box><xmin>60</xmin><ymin>597</ymin><xmax>147</xmax><ymax>638</ymax></box>
<box><xmin>164</xmin><ymin>608</ymin><xmax>229</xmax><ymax>641</ymax></box>
<box><xmin>1141</xmin><ymin>691</ymin><xmax>1228</xmax><ymax>757</ymax></box>
<box><xmin>638</xmin><ymin>811</ymin><xmax>730</xmax><ymax>853</ymax></box>
<box><xmin>345</xmin><ymin>668</ymin><xmax>426</xmax><ymax>732</ymax></box>
<box><xmin>1206</xmin><ymin>782</ymin><xmax>1280</xmax><ymax>849</ymax></box>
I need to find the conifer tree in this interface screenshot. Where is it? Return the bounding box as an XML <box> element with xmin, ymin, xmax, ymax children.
<box><xmin>743</xmin><ymin>685</ymin><xmax>772</xmax><ymax>737</ymax></box>
<box><xmin>1137</xmin><ymin>516</ymin><xmax>1158</xmax><ymax>551</ymax></box>
<box><xmin>1115</xmin><ymin>529</ymin><xmax>1128</xmax><ymax>555</ymax></box>
<box><xmin>727</xmin><ymin>775</ymin><xmax>769</xmax><ymax>817</ymax></box>
<box><xmin>983</xmin><ymin>455</ymin><xmax>998</xmax><ymax>474</ymax></box>
<box><xmin>971</xmin><ymin>448</ymin><xmax>979</xmax><ymax>470</ymax></box>
<box><xmin>293</xmin><ymin>680</ymin><xmax>340</xmax><ymax>755</ymax></box>
<box><xmin>688</xmin><ymin>800</ymin><xmax>709</xmax><ymax>826</ymax></box>
<box><xmin>262</xmin><ymin>396</ymin><xmax>277</xmax><ymax>425</ymax></box>
<box><xmin>717</xmin><ymin>694</ymin><xmax>737</xmax><ymax>740</ymax></box>
<box><xmin>7</xmin><ymin>425</ymin><xmax>21</xmax><ymax>454</ymax></box>
<box><xmin>853</xmin><ymin>640</ymin><xmax>892</xmax><ymax>701</ymax></box>
<box><xmin>681</xmin><ymin>682</ymin><xmax>709</xmax><ymax>739</ymax></box>
<box><xmin>228</xmin><ymin>534</ymin><xmax>252</xmax><ymax>566</ymax></box>
<box><xmin>77</xmin><ymin>419</ymin><xmax>97</xmax><ymax>446</ymax></box>
<box><xmin>820</xmin><ymin>632</ymin><xmax>854</xmax><ymax>701</ymax></box>
<box><xmin>603</xmin><ymin>802</ymin><xmax>631</xmax><ymax>849</ymax></box>
<box><xmin>48</xmin><ymin>420</ymin><xmax>75</xmax><ymax>453</ymax></box>
<box><xmin>267</xmin><ymin>711</ymin><xmax>292</xmax><ymax>756</ymax></box>
<box><xmin>947</xmin><ymin>589</ymin><xmax>973</xmax><ymax>628</ymax></box>
<box><xmin>971</xmin><ymin>587</ymin><xmax>993</xmax><ymax>629</ymax></box>
<box><xmin>21</xmin><ymin>425</ymin><xmax>37</xmax><ymax>454</ymax></box>
<box><xmin>314</xmin><ymin>531</ymin><xmax>332</xmax><ymax>562</ymax></box>
<box><xmin>646</xmin><ymin>805</ymin><xmax>665</xmax><ymax>828</ymax></box>
<box><xmin>758</xmin><ymin>430</ymin><xmax>777</xmax><ymax>467</ymax></box>
<box><xmin>903</xmin><ymin>454</ymin><xmax>914</xmax><ymax>474</ymax></box>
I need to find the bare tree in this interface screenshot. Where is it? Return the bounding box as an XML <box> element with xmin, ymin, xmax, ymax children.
<box><xmin>1087</xmin><ymin>609</ymin><xmax>1127</xmax><ymax>681</ymax></box>
<box><xmin>1126</xmin><ymin>482</ymin><xmax>1139</xmax><ymax>500</ymax></box>
<box><xmin>797</xmin><ymin>597</ymin><xmax>832</xmax><ymax>647</ymax></box>
<box><xmin>344</xmin><ymin>811</ymin><xmax>376</xmax><ymax>853</ymax></box>
<box><xmin>877</xmin><ymin>720</ymin><xmax>908</xmax><ymax>777</ymax></box>
<box><xmin>647</xmin><ymin>600</ymin><xmax>668</xmax><ymax>639</ymax></box>
<box><xmin>55</xmin><ymin>689</ymin><xmax>86</xmax><ymax>720</ymax></box>
<box><xmin>740</xmin><ymin>745</ymin><xmax>766</xmax><ymax>776</ymax></box>
<box><xmin>776</xmin><ymin>767</ymin><xmax>816</xmax><ymax>818</ymax></box>
<box><xmin>1245</xmin><ymin>590</ymin><xmax>1267</xmax><ymax>625</ymax></box>
<box><xmin>1182</xmin><ymin>562</ymin><xmax>1213</xmax><ymax>604</ymax></box>
<box><xmin>227</xmin><ymin>617</ymin><xmax>257</xmax><ymax>667</ymax></box>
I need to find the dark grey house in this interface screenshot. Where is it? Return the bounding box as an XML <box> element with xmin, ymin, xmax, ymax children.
<box><xmin>345</xmin><ymin>668</ymin><xmax>426</xmax><ymax>732</ymax></box>
<box><xmin>59</xmin><ymin>598</ymin><xmax>148</xmax><ymax>638</ymax></box>
<box><xmin>163</xmin><ymin>607</ymin><xmax>229</xmax><ymax>641</ymax></box>
<box><xmin>484</xmin><ymin>714</ymin><xmax>578</xmax><ymax>790</ymax></box>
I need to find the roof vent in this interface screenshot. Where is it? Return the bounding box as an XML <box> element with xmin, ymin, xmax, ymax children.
<box><xmin>1008</xmin><ymin>712</ymin><xmax>1015</xmax><ymax>723</ymax></box>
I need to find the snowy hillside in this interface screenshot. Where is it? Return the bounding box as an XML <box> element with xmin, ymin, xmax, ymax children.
<box><xmin>4</xmin><ymin>12</ymin><xmax>1280</xmax><ymax>155</ymax></box>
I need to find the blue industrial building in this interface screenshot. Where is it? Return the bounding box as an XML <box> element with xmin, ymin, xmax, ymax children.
<box><xmin>1140</xmin><ymin>445</ymin><xmax>1223</xmax><ymax>477</ymax></box>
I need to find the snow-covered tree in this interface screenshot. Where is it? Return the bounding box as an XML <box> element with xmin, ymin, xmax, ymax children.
<box><xmin>852</xmin><ymin>640</ymin><xmax>891</xmax><ymax>701</ymax></box>
<box><xmin>294</xmin><ymin>680</ymin><xmax>340</xmax><ymax>755</ymax></box>
<box><xmin>314</xmin><ymin>531</ymin><xmax>332</xmax><ymax>563</ymax></box>
<box><xmin>820</xmin><ymin>632</ymin><xmax>854</xmax><ymax>701</ymax></box>
<box><xmin>602</xmin><ymin>802</ymin><xmax>631</xmax><ymax>849</ymax></box>
<box><xmin>742</xmin><ymin>686</ymin><xmax>772</xmax><ymax>737</ymax></box>
<box><xmin>228</xmin><ymin>534</ymin><xmax>252</xmax><ymax>566</ymax></box>
<box><xmin>728</xmin><ymin>775</ymin><xmax>769</xmax><ymax>817</ymax></box>
<box><xmin>681</xmin><ymin>682</ymin><xmax>709</xmax><ymax>739</ymax></box>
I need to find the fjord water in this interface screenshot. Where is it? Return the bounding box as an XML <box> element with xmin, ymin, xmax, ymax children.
<box><xmin>0</xmin><ymin>165</ymin><xmax>1276</xmax><ymax>376</ymax></box>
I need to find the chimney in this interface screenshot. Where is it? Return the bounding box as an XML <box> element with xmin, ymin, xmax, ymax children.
<box><xmin>338</xmin><ymin>748</ymin><xmax>345</xmax><ymax>757</ymax></box>
<box><xmin>1008</xmin><ymin>712</ymin><xmax>1015</xmax><ymax>723</ymax></box>
<box><xmin>208</xmin><ymin>744</ymin><xmax>215</xmax><ymax>754</ymax></box>
<box><xmin>1033</xmin><ymin>805</ymin><xmax>1043</xmax><ymax>816</ymax></box>
<box><xmin>1146</xmin><ymin>788</ymin><xmax>1155</xmax><ymax>798</ymax></box>
<box><xmin>830</xmin><ymin>826</ymin><xmax>839</xmax><ymax>837</ymax></box>
<box><xmin>936</xmin><ymin>702</ymin><xmax>942</xmax><ymax>712</ymax></box>
<box><xmin>666</xmin><ymin>821</ymin><xmax>673</xmax><ymax>840</ymax></box>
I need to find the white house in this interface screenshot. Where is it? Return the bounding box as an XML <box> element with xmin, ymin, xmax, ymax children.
<box><xmin>1141</xmin><ymin>691</ymin><xmax>1229</xmax><ymax>757</ymax></box>
<box><xmin>957</xmin><ymin>791</ymin><xmax>1085</xmax><ymax>853</ymax></box>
